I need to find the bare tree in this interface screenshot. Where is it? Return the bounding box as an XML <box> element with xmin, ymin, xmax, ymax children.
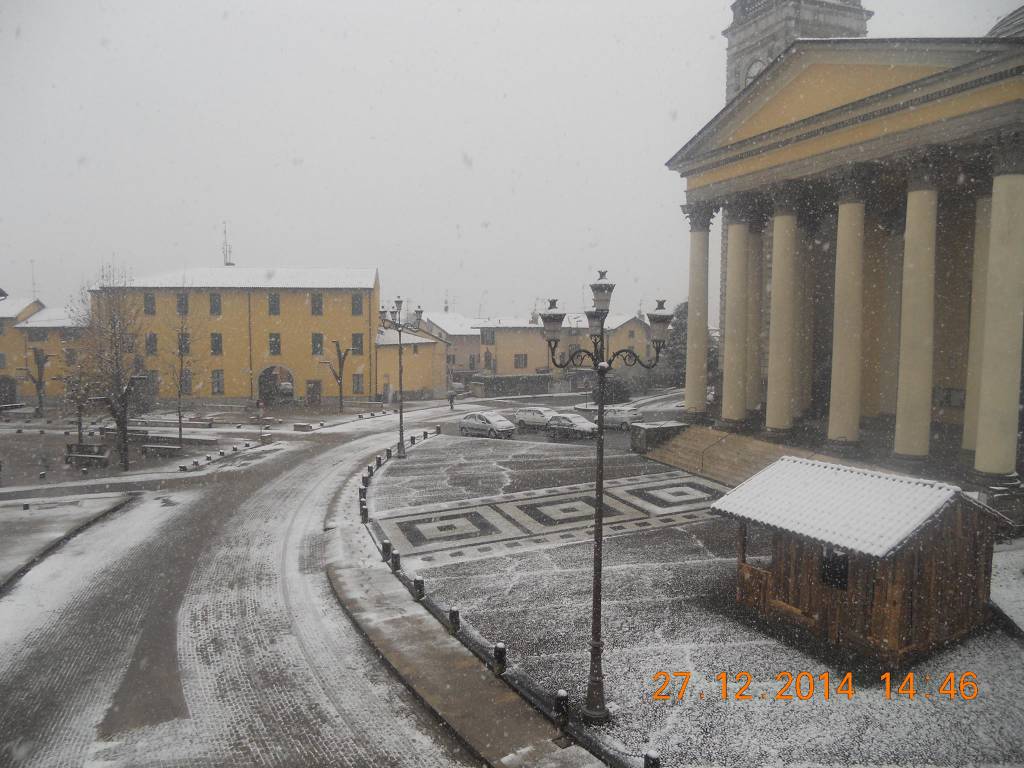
<box><xmin>166</xmin><ymin>305</ymin><xmax>194</xmax><ymax>447</ymax></box>
<box><xmin>18</xmin><ymin>347</ymin><xmax>53</xmax><ymax>416</ymax></box>
<box><xmin>72</xmin><ymin>264</ymin><xmax>146</xmax><ymax>470</ymax></box>
<box><xmin>60</xmin><ymin>341</ymin><xmax>92</xmax><ymax>445</ymax></box>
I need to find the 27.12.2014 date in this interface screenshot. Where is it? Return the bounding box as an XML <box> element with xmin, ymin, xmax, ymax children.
<box><xmin>651</xmin><ymin>671</ymin><xmax>979</xmax><ymax>701</ymax></box>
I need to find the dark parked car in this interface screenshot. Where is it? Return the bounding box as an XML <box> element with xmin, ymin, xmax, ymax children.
<box><xmin>546</xmin><ymin>413</ymin><xmax>598</xmax><ymax>440</ymax></box>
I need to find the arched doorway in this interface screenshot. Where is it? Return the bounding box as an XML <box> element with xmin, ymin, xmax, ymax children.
<box><xmin>0</xmin><ymin>376</ymin><xmax>16</xmax><ymax>405</ymax></box>
<box><xmin>258</xmin><ymin>366</ymin><xmax>294</xmax><ymax>405</ymax></box>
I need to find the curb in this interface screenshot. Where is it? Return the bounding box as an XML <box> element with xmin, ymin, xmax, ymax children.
<box><xmin>0</xmin><ymin>492</ymin><xmax>138</xmax><ymax>595</ymax></box>
<box><xmin>325</xmin><ymin>429</ymin><xmax>607</xmax><ymax>767</ymax></box>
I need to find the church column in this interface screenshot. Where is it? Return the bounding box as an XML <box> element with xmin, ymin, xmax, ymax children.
<box><xmin>765</xmin><ymin>185</ymin><xmax>800</xmax><ymax>435</ymax></box>
<box><xmin>745</xmin><ymin>213</ymin><xmax>765</xmax><ymax>415</ymax></box>
<box><xmin>961</xmin><ymin>183</ymin><xmax>992</xmax><ymax>455</ymax></box>
<box><xmin>683</xmin><ymin>203</ymin><xmax>716</xmax><ymax>419</ymax></box>
<box><xmin>719</xmin><ymin>202</ymin><xmax>751</xmax><ymax>427</ymax></box>
<box><xmin>827</xmin><ymin>168</ymin><xmax>868</xmax><ymax>449</ymax></box>
<box><xmin>893</xmin><ymin>153</ymin><xmax>940</xmax><ymax>462</ymax></box>
<box><xmin>974</xmin><ymin>136</ymin><xmax>1024</xmax><ymax>480</ymax></box>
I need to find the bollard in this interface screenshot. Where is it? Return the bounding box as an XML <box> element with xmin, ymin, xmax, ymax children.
<box><xmin>555</xmin><ymin>689</ymin><xmax>569</xmax><ymax>726</ymax></box>
<box><xmin>413</xmin><ymin>577</ymin><xmax>424</xmax><ymax>601</ymax></box>
<box><xmin>381</xmin><ymin>539</ymin><xmax>392</xmax><ymax>562</ymax></box>
<box><xmin>39</xmin><ymin>471</ymin><xmax>46</xmax><ymax>480</ymax></box>
<box><xmin>192</xmin><ymin>460</ymin><xmax>200</xmax><ymax>468</ymax></box>
<box><xmin>493</xmin><ymin>642</ymin><xmax>507</xmax><ymax>674</ymax></box>
<box><xmin>319</xmin><ymin>421</ymin><xmax>324</xmax><ymax>427</ymax></box>
<box><xmin>206</xmin><ymin>455</ymin><xmax>212</xmax><ymax>461</ymax></box>
<box><xmin>244</xmin><ymin>442</ymin><xmax>250</xmax><ymax>448</ymax></box>
<box><xmin>386</xmin><ymin>448</ymin><xmax>392</xmax><ymax>459</ymax></box>
<box><xmin>367</xmin><ymin>465</ymin><xmax>374</xmax><ymax>477</ymax></box>
<box><xmin>219</xmin><ymin>450</ymin><xmax>225</xmax><ymax>457</ymax></box>
<box><xmin>22</xmin><ymin>503</ymin><xmax>29</xmax><ymax>511</ymax></box>
<box><xmin>644</xmin><ymin>751</ymin><xmax>661</xmax><ymax>768</ymax></box>
<box><xmin>179</xmin><ymin>465</ymin><xmax>188</xmax><ymax>472</ymax></box>
<box><xmin>435</xmin><ymin>424</ymin><xmax>441</xmax><ymax>435</ymax></box>
<box><xmin>422</xmin><ymin>430</ymin><xmax>428</xmax><ymax>440</ymax></box>
<box><xmin>375</xmin><ymin>455</ymin><xmax>382</xmax><ymax>469</ymax></box>
<box><xmin>358</xmin><ymin>414</ymin><xmax>364</xmax><ymax>419</ymax></box>
<box><xmin>232</xmin><ymin>446</ymin><xmax>239</xmax><ymax>452</ymax></box>
<box><xmin>448</xmin><ymin>607</ymin><xmax>460</xmax><ymax>633</ymax></box>
<box><xmin>390</xmin><ymin>551</ymin><xmax>402</xmax><ymax>572</ymax></box>
<box><xmin>362</xmin><ymin>474</ymin><xmax>369</xmax><ymax>488</ymax></box>
<box><xmin>358</xmin><ymin>486</ymin><xmax>367</xmax><ymax>500</ymax></box>
<box><xmin>360</xmin><ymin>505</ymin><xmax>368</xmax><ymax>524</ymax></box>
<box><xmin>410</xmin><ymin>435</ymin><xmax>416</xmax><ymax>445</ymax></box>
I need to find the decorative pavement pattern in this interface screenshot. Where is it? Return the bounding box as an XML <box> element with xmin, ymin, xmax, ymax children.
<box><xmin>369</xmin><ymin>470</ymin><xmax>729</xmax><ymax>567</ymax></box>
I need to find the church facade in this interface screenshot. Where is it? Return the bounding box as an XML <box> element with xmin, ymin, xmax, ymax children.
<box><xmin>669</xmin><ymin>1</ymin><xmax>1024</xmax><ymax>489</ymax></box>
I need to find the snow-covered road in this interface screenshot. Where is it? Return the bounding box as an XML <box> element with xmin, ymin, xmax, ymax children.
<box><xmin>0</xmin><ymin>407</ymin><xmax>479</xmax><ymax>767</ymax></box>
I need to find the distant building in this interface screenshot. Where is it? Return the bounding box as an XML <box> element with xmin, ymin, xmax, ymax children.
<box><xmin>420</xmin><ymin>309</ymin><xmax>486</xmax><ymax>384</ymax></box>
<box><xmin>375</xmin><ymin>327</ymin><xmax>448</xmax><ymax>402</ymax></box>
<box><xmin>0</xmin><ymin>296</ymin><xmax>46</xmax><ymax>405</ymax></box>
<box><xmin>94</xmin><ymin>266</ymin><xmax>382</xmax><ymax>404</ymax></box>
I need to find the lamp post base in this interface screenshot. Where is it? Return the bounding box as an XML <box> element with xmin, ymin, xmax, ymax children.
<box><xmin>396</xmin><ymin>442</ymin><xmax>407</xmax><ymax>459</ymax></box>
<box><xmin>581</xmin><ymin>704</ymin><xmax>611</xmax><ymax>726</ymax></box>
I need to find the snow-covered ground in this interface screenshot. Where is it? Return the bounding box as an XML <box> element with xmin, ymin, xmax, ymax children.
<box><xmin>992</xmin><ymin>539</ymin><xmax>1024</xmax><ymax>632</ymax></box>
<box><xmin>0</xmin><ymin>492</ymin><xmax>128</xmax><ymax>585</ymax></box>
<box><xmin>381</xmin><ymin>437</ymin><xmax>1024</xmax><ymax>767</ymax></box>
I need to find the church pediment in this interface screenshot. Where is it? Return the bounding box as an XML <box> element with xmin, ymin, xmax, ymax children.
<box><xmin>668</xmin><ymin>38</ymin><xmax>1023</xmax><ymax>176</ymax></box>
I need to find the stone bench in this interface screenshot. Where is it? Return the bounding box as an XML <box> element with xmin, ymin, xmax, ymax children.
<box><xmin>141</xmin><ymin>443</ymin><xmax>184</xmax><ymax>458</ymax></box>
<box><xmin>64</xmin><ymin>443</ymin><xmax>111</xmax><ymax>467</ymax></box>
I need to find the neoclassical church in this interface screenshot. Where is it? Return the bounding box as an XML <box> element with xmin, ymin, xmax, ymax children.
<box><xmin>668</xmin><ymin>0</ymin><xmax>1024</xmax><ymax>493</ymax></box>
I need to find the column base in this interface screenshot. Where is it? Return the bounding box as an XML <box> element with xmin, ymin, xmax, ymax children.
<box><xmin>825</xmin><ymin>439</ymin><xmax>863</xmax><ymax>459</ymax></box>
<box><xmin>966</xmin><ymin>468</ymin><xmax>1021</xmax><ymax>490</ymax></box>
<box><xmin>682</xmin><ymin>410</ymin><xmax>712</xmax><ymax>426</ymax></box>
<box><xmin>762</xmin><ymin>426</ymin><xmax>793</xmax><ymax>444</ymax></box>
<box><xmin>890</xmin><ymin>451</ymin><xmax>929</xmax><ymax>475</ymax></box>
<box><xmin>713</xmin><ymin>417</ymin><xmax>748</xmax><ymax>433</ymax></box>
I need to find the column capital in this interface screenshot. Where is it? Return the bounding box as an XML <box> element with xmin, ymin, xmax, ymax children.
<box><xmin>723</xmin><ymin>195</ymin><xmax>761</xmax><ymax>226</ymax></box>
<box><xmin>681</xmin><ymin>202</ymin><xmax>716</xmax><ymax>232</ymax></box>
<box><xmin>991</xmin><ymin>130</ymin><xmax>1024</xmax><ymax>176</ymax></box>
<box><xmin>833</xmin><ymin>164</ymin><xmax>874</xmax><ymax>204</ymax></box>
<box><xmin>906</xmin><ymin>147</ymin><xmax>949</xmax><ymax>192</ymax></box>
<box><xmin>769</xmin><ymin>182</ymin><xmax>802</xmax><ymax>216</ymax></box>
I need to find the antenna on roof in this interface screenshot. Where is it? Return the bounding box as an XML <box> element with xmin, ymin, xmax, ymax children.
<box><xmin>30</xmin><ymin>259</ymin><xmax>37</xmax><ymax>299</ymax></box>
<box><xmin>222</xmin><ymin>221</ymin><xmax>235</xmax><ymax>267</ymax></box>
<box><xmin>444</xmin><ymin>290</ymin><xmax>449</xmax><ymax>313</ymax></box>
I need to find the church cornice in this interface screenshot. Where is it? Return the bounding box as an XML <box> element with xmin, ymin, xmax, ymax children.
<box><xmin>724</xmin><ymin>0</ymin><xmax>872</xmax><ymax>37</ymax></box>
<box><xmin>668</xmin><ymin>38</ymin><xmax>1024</xmax><ymax>174</ymax></box>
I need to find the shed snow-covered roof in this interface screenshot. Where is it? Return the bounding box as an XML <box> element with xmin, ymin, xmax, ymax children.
<box><xmin>127</xmin><ymin>266</ymin><xmax>378</xmax><ymax>290</ymax></box>
<box><xmin>712</xmin><ymin>457</ymin><xmax>965</xmax><ymax>558</ymax></box>
<box><xmin>14</xmin><ymin>306</ymin><xmax>83</xmax><ymax>329</ymax></box>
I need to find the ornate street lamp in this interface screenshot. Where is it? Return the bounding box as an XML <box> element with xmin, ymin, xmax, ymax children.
<box><xmin>540</xmin><ymin>271</ymin><xmax>672</xmax><ymax>725</ymax></box>
<box><xmin>379</xmin><ymin>297</ymin><xmax>424</xmax><ymax>458</ymax></box>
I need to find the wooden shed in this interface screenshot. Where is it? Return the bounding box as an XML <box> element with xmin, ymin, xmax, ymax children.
<box><xmin>712</xmin><ymin>457</ymin><xmax>1008</xmax><ymax>665</ymax></box>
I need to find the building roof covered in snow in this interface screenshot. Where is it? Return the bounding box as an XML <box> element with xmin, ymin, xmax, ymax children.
<box><xmin>421</xmin><ymin>311</ymin><xmax>485</xmax><ymax>337</ymax></box>
<box><xmin>711</xmin><ymin>457</ymin><xmax>978</xmax><ymax>558</ymax></box>
<box><xmin>0</xmin><ymin>296</ymin><xmax>43</xmax><ymax>319</ymax></box>
<box><xmin>473</xmin><ymin>313</ymin><xmax>640</xmax><ymax>331</ymax></box>
<box><xmin>122</xmin><ymin>266</ymin><xmax>378</xmax><ymax>291</ymax></box>
<box><xmin>14</xmin><ymin>306</ymin><xmax>83</xmax><ymax>328</ymax></box>
<box><xmin>375</xmin><ymin>328</ymin><xmax>439</xmax><ymax>347</ymax></box>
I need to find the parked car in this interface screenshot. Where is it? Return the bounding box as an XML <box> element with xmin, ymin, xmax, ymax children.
<box><xmin>546</xmin><ymin>413</ymin><xmax>598</xmax><ymax>440</ymax></box>
<box><xmin>604</xmin><ymin>406</ymin><xmax>644</xmax><ymax>431</ymax></box>
<box><xmin>458</xmin><ymin>411</ymin><xmax>516</xmax><ymax>439</ymax></box>
<box><xmin>512</xmin><ymin>406</ymin><xmax>559</xmax><ymax>429</ymax></box>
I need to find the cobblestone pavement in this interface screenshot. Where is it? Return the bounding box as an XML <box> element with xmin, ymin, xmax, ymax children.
<box><xmin>0</xmin><ymin>406</ymin><xmax>480</xmax><ymax>768</ymax></box>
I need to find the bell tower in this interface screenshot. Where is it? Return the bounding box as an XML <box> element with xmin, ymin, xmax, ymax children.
<box><xmin>724</xmin><ymin>0</ymin><xmax>873</xmax><ymax>100</ymax></box>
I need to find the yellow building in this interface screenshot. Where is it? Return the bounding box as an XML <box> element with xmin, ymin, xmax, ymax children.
<box><xmin>12</xmin><ymin>307</ymin><xmax>83</xmax><ymax>402</ymax></box>
<box><xmin>669</xmin><ymin>24</ymin><xmax>1024</xmax><ymax>486</ymax></box>
<box><xmin>99</xmin><ymin>266</ymin><xmax>382</xmax><ymax>404</ymax></box>
<box><xmin>0</xmin><ymin>296</ymin><xmax>45</xmax><ymax>405</ymax></box>
<box><xmin>374</xmin><ymin>327</ymin><xmax>448</xmax><ymax>402</ymax></box>
<box><xmin>476</xmin><ymin>314</ymin><xmax>652</xmax><ymax>376</ymax></box>
<box><xmin>421</xmin><ymin>310</ymin><xmax>486</xmax><ymax>382</ymax></box>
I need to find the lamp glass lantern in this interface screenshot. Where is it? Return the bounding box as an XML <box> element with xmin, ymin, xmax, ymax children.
<box><xmin>647</xmin><ymin>299</ymin><xmax>673</xmax><ymax>350</ymax></box>
<box><xmin>539</xmin><ymin>299</ymin><xmax>566</xmax><ymax>343</ymax></box>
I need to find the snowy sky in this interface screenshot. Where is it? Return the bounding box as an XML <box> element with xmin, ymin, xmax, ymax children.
<box><xmin>0</xmin><ymin>0</ymin><xmax>1018</xmax><ymax>322</ymax></box>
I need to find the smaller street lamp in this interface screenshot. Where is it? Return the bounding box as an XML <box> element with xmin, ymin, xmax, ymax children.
<box><xmin>319</xmin><ymin>340</ymin><xmax>354</xmax><ymax>414</ymax></box>
<box><xmin>538</xmin><ymin>272</ymin><xmax>672</xmax><ymax>725</ymax></box>
<box><xmin>379</xmin><ymin>297</ymin><xmax>424</xmax><ymax>458</ymax></box>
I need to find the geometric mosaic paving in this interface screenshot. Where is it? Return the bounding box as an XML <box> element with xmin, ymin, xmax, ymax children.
<box><xmin>368</xmin><ymin>470</ymin><xmax>728</xmax><ymax>568</ymax></box>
